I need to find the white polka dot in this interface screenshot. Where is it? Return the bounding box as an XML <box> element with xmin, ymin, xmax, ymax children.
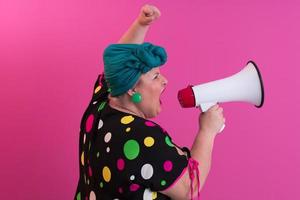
<box><xmin>83</xmin><ymin>134</ymin><xmax>86</xmax><ymax>144</ymax></box>
<box><xmin>89</xmin><ymin>191</ymin><xmax>96</xmax><ymax>200</ymax></box>
<box><xmin>104</xmin><ymin>132</ymin><xmax>112</xmax><ymax>143</ymax></box>
<box><xmin>143</xmin><ymin>188</ymin><xmax>152</xmax><ymax>200</ymax></box>
<box><xmin>98</xmin><ymin>119</ymin><xmax>103</xmax><ymax>129</ymax></box>
<box><xmin>106</xmin><ymin>147</ymin><xmax>110</xmax><ymax>153</ymax></box>
<box><xmin>93</xmin><ymin>101</ymin><xmax>97</xmax><ymax>105</ymax></box>
<box><xmin>130</xmin><ymin>175</ymin><xmax>135</xmax><ymax>181</ymax></box>
<box><xmin>141</xmin><ymin>164</ymin><xmax>153</xmax><ymax>180</ymax></box>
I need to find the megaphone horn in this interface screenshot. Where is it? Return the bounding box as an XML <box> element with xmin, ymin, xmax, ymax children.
<box><xmin>177</xmin><ymin>60</ymin><xmax>265</xmax><ymax>132</ymax></box>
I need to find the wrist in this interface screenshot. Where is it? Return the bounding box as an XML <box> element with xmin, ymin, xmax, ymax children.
<box><xmin>135</xmin><ymin>18</ymin><xmax>151</xmax><ymax>27</ymax></box>
<box><xmin>198</xmin><ymin>128</ymin><xmax>217</xmax><ymax>140</ymax></box>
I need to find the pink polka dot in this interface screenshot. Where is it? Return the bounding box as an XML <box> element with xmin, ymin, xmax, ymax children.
<box><xmin>118</xmin><ymin>187</ymin><xmax>123</xmax><ymax>193</ymax></box>
<box><xmin>145</xmin><ymin>121</ymin><xmax>155</xmax><ymax>127</ymax></box>
<box><xmin>129</xmin><ymin>183</ymin><xmax>140</xmax><ymax>191</ymax></box>
<box><xmin>163</xmin><ymin>160</ymin><xmax>173</xmax><ymax>172</ymax></box>
<box><xmin>88</xmin><ymin>166</ymin><xmax>93</xmax><ymax>177</ymax></box>
<box><xmin>117</xmin><ymin>158</ymin><xmax>125</xmax><ymax>171</ymax></box>
<box><xmin>98</xmin><ymin>75</ymin><xmax>103</xmax><ymax>86</ymax></box>
<box><xmin>85</xmin><ymin>114</ymin><xmax>94</xmax><ymax>133</ymax></box>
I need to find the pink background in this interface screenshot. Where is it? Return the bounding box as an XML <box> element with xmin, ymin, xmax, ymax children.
<box><xmin>1</xmin><ymin>0</ymin><xmax>299</xmax><ymax>199</ymax></box>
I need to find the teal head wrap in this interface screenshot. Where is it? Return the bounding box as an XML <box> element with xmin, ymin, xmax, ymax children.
<box><xmin>103</xmin><ymin>42</ymin><xmax>167</xmax><ymax>96</ymax></box>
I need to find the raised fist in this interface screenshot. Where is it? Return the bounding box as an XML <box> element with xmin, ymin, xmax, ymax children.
<box><xmin>137</xmin><ymin>4</ymin><xmax>161</xmax><ymax>26</ymax></box>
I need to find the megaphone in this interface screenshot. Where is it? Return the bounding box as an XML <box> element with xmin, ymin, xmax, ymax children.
<box><xmin>177</xmin><ymin>60</ymin><xmax>264</xmax><ymax>132</ymax></box>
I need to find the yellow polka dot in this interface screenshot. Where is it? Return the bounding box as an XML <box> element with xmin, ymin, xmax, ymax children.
<box><xmin>144</xmin><ymin>137</ymin><xmax>155</xmax><ymax>147</ymax></box>
<box><xmin>102</xmin><ymin>166</ymin><xmax>111</xmax><ymax>182</ymax></box>
<box><xmin>126</xmin><ymin>127</ymin><xmax>131</xmax><ymax>132</ymax></box>
<box><xmin>94</xmin><ymin>86</ymin><xmax>101</xmax><ymax>93</ymax></box>
<box><xmin>152</xmin><ymin>191</ymin><xmax>157</xmax><ymax>199</ymax></box>
<box><xmin>81</xmin><ymin>151</ymin><xmax>84</xmax><ymax>166</ymax></box>
<box><xmin>121</xmin><ymin>116</ymin><xmax>135</xmax><ymax>124</ymax></box>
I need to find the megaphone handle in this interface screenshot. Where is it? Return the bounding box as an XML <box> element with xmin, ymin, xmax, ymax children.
<box><xmin>199</xmin><ymin>102</ymin><xmax>225</xmax><ymax>133</ymax></box>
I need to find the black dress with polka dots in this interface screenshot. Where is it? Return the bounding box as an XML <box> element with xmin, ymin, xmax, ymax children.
<box><xmin>74</xmin><ymin>74</ymin><xmax>188</xmax><ymax>200</ymax></box>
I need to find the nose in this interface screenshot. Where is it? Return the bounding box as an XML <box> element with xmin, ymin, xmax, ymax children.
<box><xmin>161</xmin><ymin>74</ymin><xmax>168</xmax><ymax>86</ymax></box>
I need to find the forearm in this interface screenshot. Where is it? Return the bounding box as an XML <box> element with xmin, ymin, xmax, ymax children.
<box><xmin>118</xmin><ymin>19</ymin><xmax>150</xmax><ymax>44</ymax></box>
<box><xmin>191</xmin><ymin>130</ymin><xmax>216</xmax><ymax>191</ymax></box>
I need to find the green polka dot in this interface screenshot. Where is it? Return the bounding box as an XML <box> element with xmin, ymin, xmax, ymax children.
<box><xmin>97</xmin><ymin>152</ymin><xmax>100</xmax><ymax>158</ymax></box>
<box><xmin>98</xmin><ymin>101</ymin><xmax>106</xmax><ymax>111</ymax></box>
<box><xmin>100</xmin><ymin>182</ymin><xmax>104</xmax><ymax>188</ymax></box>
<box><xmin>76</xmin><ymin>192</ymin><xmax>81</xmax><ymax>200</ymax></box>
<box><xmin>165</xmin><ymin>136</ymin><xmax>174</xmax><ymax>147</ymax></box>
<box><xmin>123</xmin><ymin>140</ymin><xmax>140</xmax><ymax>160</ymax></box>
<box><xmin>108</xmin><ymin>88</ymin><xmax>112</xmax><ymax>93</ymax></box>
<box><xmin>161</xmin><ymin>180</ymin><xmax>166</xmax><ymax>186</ymax></box>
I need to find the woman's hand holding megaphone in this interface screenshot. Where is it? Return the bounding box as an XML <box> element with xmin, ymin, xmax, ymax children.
<box><xmin>199</xmin><ymin>104</ymin><xmax>225</xmax><ymax>136</ymax></box>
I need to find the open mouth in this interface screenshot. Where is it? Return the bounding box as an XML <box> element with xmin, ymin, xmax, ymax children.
<box><xmin>160</xmin><ymin>88</ymin><xmax>166</xmax><ymax>105</ymax></box>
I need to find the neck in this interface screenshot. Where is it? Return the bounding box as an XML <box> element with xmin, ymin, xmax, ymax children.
<box><xmin>108</xmin><ymin>95</ymin><xmax>146</xmax><ymax>119</ymax></box>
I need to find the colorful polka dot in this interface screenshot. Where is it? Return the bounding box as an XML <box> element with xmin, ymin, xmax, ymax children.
<box><xmin>98</xmin><ymin>119</ymin><xmax>103</xmax><ymax>129</ymax></box>
<box><xmin>89</xmin><ymin>191</ymin><xmax>96</xmax><ymax>200</ymax></box>
<box><xmin>145</xmin><ymin>121</ymin><xmax>156</xmax><ymax>127</ymax></box>
<box><xmin>102</xmin><ymin>166</ymin><xmax>111</xmax><ymax>182</ymax></box>
<box><xmin>92</xmin><ymin>101</ymin><xmax>97</xmax><ymax>105</ymax></box>
<box><xmin>152</xmin><ymin>192</ymin><xmax>157</xmax><ymax>199</ymax></box>
<box><xmin>129</xmin><ymin>183</ymin><xmax>140</xmax><ymax>191</ymax></box>
<box><xmin>126</xmin><ymin>127</ymin><xmax>131</xmax><ymax>132</ymax></box>
<box><xmin>85</xmin><ymin>114</ymin><xmax>94</xmax><ymax>133</ymax></box>
<box><xmin>165</xmin><ymin>136</ymin><xmax>174</xmax><ymax>147</ymax></box>
<box><xmin>76</xmin><ymin>192</ymin><xmax>81</xmax><ymax>200</ymax></box>
<box><xmin>94</xmin><ymin>86</ymin><xmax>101</xmax><ymax>94</ymax></box>
<box><xmin>118</xmin><ymin>187</ymin><xmax>123</xmax><ymax>194</ymax></box>
<box><xmin>104</xmin><ymin>132</ymin><xmax>112</xmax><ymax>143</ymax></box>
<box><xmin>98</xmin><ymin>101</ymin><xmax>106</xmax><ymax>111</ymax></box>
<box><xmin>130</xmin><ymin>175</ymin><xmax>135</xmax><ymax>181</ymax></box>
<box><xmin>117</xmin><ymin>158</ymin><xmax>125</xmax><ymax>171</ymax></box>
<box><xmin>106</xmin><ymin>147</ymin><xmax>110</xmax><ymax>153</ymax></box>
<box><xmin>141</xmin><ymin>163</ymin><xmax>154</xmax><ymax>180</ymax></box>
<box><xmin>144</xmin><ymin>137</ymin><xmax>155</xmax><ymax>147</ymax></box>
<box><xmin>121</xmin><ymin>115</ymin><xmax>135</xmax><ymax>124</ymax></box>
<box><xmin>123</xmin><ymin>140</ymin><xmax>140</xmax><ymax>160</ymax></box>
<box><xmin>96</xmin><ymin>152</ymin><xmax>100</xmax><ymax>158</ymax></box>
<box><xmin>83</xmin><ymin>134</ymin><xmax>86</xmax><ymax>144</ymax></box>
<box><xmin>81</xmin><ymin>152</ymin><xmax>84</xmax><ymax>166</ymax></box>
<box><xmin>161</xmin><ymin>180</ymin><xmax>166</xmax><ymax>186</ymax></box>
<box><xmin>88</xmin><ymin>166</ymin><xmax>93</xmax><ymax>176</ymax></box>
<box><xmin>163</xmin><ymin>160</ymin><xmax>173</xmax><ymax>172</ymax></box>
<box><xmin>143</xmin><ymin>188</ymin><xmax>152</xmax><ymax>200</ymax></box>
<box><xmin>99</xmin><ymin>182</ymin><xmax>104</xmax><ymax>188</ymax></box>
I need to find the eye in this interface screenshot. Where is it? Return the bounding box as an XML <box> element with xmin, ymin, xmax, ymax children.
<box><xmin>153</xmin><ymin>73</ymin><xmax>160</xmax><ymax>79</ymax></box>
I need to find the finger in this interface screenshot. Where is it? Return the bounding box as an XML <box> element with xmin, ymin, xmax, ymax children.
<box><xmin>211</xmin><ymin>104</ymin><xmax>219</xmax><ymax>110</ymax></box>
<box><xmin>218</xmin><ymin>107</ymin><xmax>223</xmax><ymax>112</ymax></box>
<box><xmin>151</xmin><ymin>6</ymin><xmax>161</xmax><ymax>17</ymax></box>
<box><xmin>143</xmin><ymin>5</ymin><xmax>154</xmax><ymax>17</ymax></box>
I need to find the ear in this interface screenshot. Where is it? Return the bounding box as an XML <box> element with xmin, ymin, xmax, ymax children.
<box><xmin>127</xmin><ymin>88</ymin><xmax>135</xmax><ymax>96</ymax></box>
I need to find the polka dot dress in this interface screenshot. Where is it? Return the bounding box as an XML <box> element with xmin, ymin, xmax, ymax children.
<box><xmin>74</xmin><ymin>74</ymin><xmax>188</xmax><ymax>200</ymax></box>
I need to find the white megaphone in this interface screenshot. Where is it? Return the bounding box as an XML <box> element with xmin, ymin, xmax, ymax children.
<box><xmin>177</xmin><ymin>61</ymin><xmax>264</xmax><ymax>132</ymax></box>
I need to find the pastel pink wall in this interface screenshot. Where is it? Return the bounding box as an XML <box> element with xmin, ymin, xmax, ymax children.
<box><xmin>1</xmin><ymin>0</ymin><xmax>299</xmax><ymax>199</ymax></box>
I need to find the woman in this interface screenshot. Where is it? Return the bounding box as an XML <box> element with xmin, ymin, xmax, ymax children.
<box><xmin>74</xmin><ymin>5</ymin><xmax>224</xmax><ymax>200</ymax></box>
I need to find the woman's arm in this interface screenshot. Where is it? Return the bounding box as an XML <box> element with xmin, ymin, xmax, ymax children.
<box><xmin>161</xmin><ymin>105</ymin><xmax>224</xmax><ymax>199</ymax></box>
<box><xmin>118</xmin><ymin>5</ymin><xmax>161</xmax><ymax>44</ymax></box>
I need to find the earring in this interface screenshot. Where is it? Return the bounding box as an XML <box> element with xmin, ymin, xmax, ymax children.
<box><xmin>131</xmin><ymin>92</ymin><xmax>142</xmax><ymax>103</ymax></box>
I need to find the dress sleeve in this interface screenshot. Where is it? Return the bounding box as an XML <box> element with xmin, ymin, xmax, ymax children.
<box><xmin>129</xmin><ymin>120</ymin><xmax>188</xmax><ymax>192</ymax></box>
<box><xmin>90</xmin><ymin>73</ymin><xmax>110</xmax><ymax>103</ymax></box>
